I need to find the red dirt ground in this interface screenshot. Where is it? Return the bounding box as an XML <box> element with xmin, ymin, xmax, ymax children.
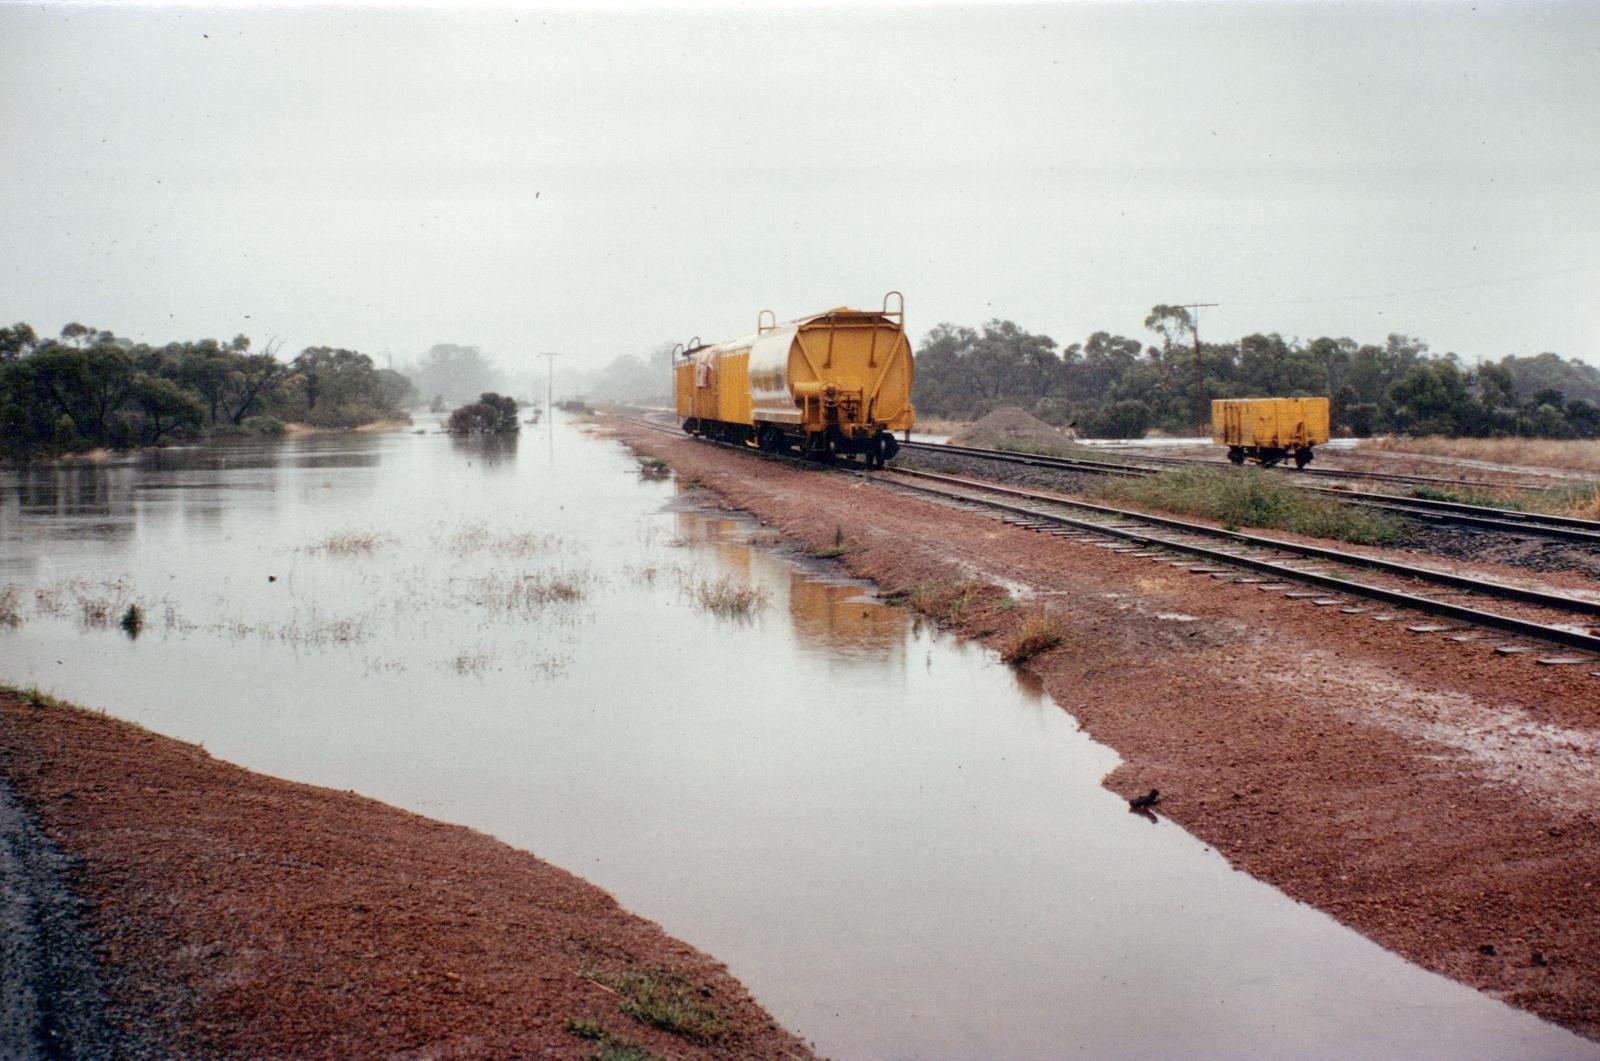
<box><xmin>609</xmin><ymin>417</ymin><xmax>1600</xmax><ymax>1042</ymax></box>
<box><xmin>0</xmin><ymin>692</ymin><xmax>814</xmax><ymax>1060</ymax></box>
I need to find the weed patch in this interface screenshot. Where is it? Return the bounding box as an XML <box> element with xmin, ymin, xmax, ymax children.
<box><xmin>1001</xmin><ymin>608</ymin><xmax>1065</xmax><ymax>664</ymax></box>
<box><xmin>813</xmin><ymin>525</ymin><xmax>849</xmax><ymax>558</ymax></box>
<box><xmin>692</xmin><ymin>576</ymin><xmax>768</xmax><ymax>617</ymax></box>
<box><xmin>1092</xmin><ymin>467</ymin><xmax>1403</xmax><ymax>545</ymax></box>
<box><xmin>636</xmin><ymin>456</ymin><xmax>671</xmax><ymax>480</ymax></box>
<box><xmin>904</xmin><ymin>579</ymin><xmax>992</xmax><ymax>627</ymax></box>
<box><xmin>585</xmin><ymin>966</ymin><xmax>727</xmax><ymax>1043</ymax></box>
<box><xmin>0</xmin><ymin>584</ymin><xmax>21</xmax><ymax>628</ymax></box>
<box><xmin>304</xmin><ymin>530</ymin><xmax>395</xmax><ymax>555</ymax></box>
<box><xmin>564</xmin><ymin>1020</ymin><xmax>665</xmax><ymax>1061</ymax></box>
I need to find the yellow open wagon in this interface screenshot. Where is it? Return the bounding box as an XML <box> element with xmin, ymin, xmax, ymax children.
<box><xmin>1211</xmin><ymin>397</ymin><xmax>1330</xmax><ymax>468</ymax></box>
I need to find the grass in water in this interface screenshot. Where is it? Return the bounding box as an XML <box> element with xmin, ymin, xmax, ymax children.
<box><xmin>902</xmin><ymin>578</ymin><xmax>992</xmax><ymax>627</ymax></box>
<box><xmin>0</xmin><ymin>584</ymin><xmax>21</xmax><ymax>628</ymax></box>
<box><xmin>304</xmin><ymin>530</ymin><xmax>394</xmax><ymax>555</ymax></box>
<box><xmin>636</xmin><ymin>456</ymin><xmax>671</xmax><ymax>480</ymax></box>
<box><xmin>1092</xmin><ymin>466</ymin><xmax>1404</xmax><ymax>545</ymax></box>
<box><xmin>120</xmin><ymin>603</ymin><xmax>144</xmax><ymax>638</ymax></box>
<box><xmin>1001</xmin><ymin>607</ymin><xmax>1065</xmax><ymax>664</ymax></box>
<box><xmin>693</xmin><ymin>576</ymin><xmax>768</xmax><ymax>617</ymax></box>
<box><xmin>583</xmin><ymin>966</ymin><xmax>727</xmax><ymax>1043</ymax></box>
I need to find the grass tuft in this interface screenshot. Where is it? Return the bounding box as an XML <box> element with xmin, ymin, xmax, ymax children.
<box><xmin>813</xmin><ymin>525</ymin><xmax>849</xmax><ymax>559</ymax></box>
<box><xmin>1092</xmin><ymin>466</ymin><xmax>1403</xmax><ymax>545</ymax></box>
<box><xmin>903</xmin><ymin>579</ymin><xmax>991</xmax><ymax>627</ymax></box>
<box><xmin>564</xmin><ymin>1020</ymin><xmax>666</xmax><ymax>1061</ymax></box>
<box><xmin>693</xmin><ymin>576</ymin><xmax>768</xmax><ymax>617</ymax></box>
<box><xmin>585</xmin><ymin>966</ymin><xmax>727</xmax><ymax>1043</ymax></box>
<box><xmin>120</xmin><ymin>603</ymin><xmax>144</xmax><ymax>638</ymax></box>
<box><xmin>636</xmin><ymin>456</ymin><xmax>671</xmax><ymax>480</ymax></box>
<box><xmin>1001</xmin><ymin>607</ymin><xmax>1065</xmax><ymax>664</ymax></box>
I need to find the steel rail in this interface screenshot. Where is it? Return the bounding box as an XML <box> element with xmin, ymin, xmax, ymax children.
<box><xmin>1091</xmin><ymin>446</ymin><xmax>1576</xmax><ymax>490</ymax></box>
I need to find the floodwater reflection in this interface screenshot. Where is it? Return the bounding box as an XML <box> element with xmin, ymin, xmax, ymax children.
<box><xmin>0</xmin><ymin>416</ymin><xmax>1593</xmax><ymax>1061</ymax></box>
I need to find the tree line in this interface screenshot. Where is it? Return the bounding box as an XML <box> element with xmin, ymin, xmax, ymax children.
<box><xmin>0</xmin><ymin>322</ymin><xmax>417</xmax><ymax>458</ymax></box>
<box><xmin>912</xmin><ymin>307</ymin><xmax>1600</xmax><ymax>438</ymax></box>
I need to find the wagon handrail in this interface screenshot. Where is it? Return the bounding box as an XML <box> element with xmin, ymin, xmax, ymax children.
<box><xmin>757</xmin><ymin>309</ymin><xmax>777</xmax><ymax>334</ymax></box>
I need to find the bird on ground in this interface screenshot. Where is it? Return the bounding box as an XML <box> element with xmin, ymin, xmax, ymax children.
<box><xmin>1128</xmin><ymin>789</ymin><xmax>1161</xmax><ymax>810</ymax></box>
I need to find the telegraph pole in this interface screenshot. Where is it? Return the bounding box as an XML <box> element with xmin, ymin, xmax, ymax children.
<box><xmin>1178</xmin><ymin>303</ymin><xmax>1218</xmax><ymax>431</ymax></box>
<box><xmin>537</xmin><ymin>352</ymin><xmax>561</xmax><ymax>419</ymax></box>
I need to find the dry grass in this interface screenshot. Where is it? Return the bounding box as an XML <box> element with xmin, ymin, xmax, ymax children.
<box><xmin>449</xmin><ymin>650</ymin><xmax>496</xmax><ymax>675</ymax></box>
<box><xmin>1360</xmin><ymin>436</ymin><xmax>1600</xmax><ymax>475</ymax></box>
<box><xmin>903</xmin><ymin>578</ymin><xmax>992</xmax><ymax>627</ymax></box>
<box><xmin>443</xmin><ymin>524</ymin><xmax>566</xmax><ymax>557</ymax></box>
<box><xmin>458</xmin><ymin>571</ymin><xmax>591</xmax><ymax>613</ymax></box>
<box><xmin>692</xmin><ymin>576</ymin><xmax>768</xmax><ymax>617</ymax></box>
<box><xmin>1001</xmin><ymin>608</ymin><xmax>1065</xmax><ymax>664</ymax></box>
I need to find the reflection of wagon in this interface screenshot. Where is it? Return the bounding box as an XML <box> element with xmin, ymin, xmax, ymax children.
<box><xmin>673</xmin><ymin>293</ymin><xmax>915</xmax><ymax>467</ymax></box>
<box><xmin>1212</xmin><ymin>397</ymin><xmax>1330</xmax><ymax>468</ymax></box>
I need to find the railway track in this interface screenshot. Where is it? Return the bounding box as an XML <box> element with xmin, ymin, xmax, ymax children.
<box><xmin>875</xmin><ymin>466</ymin><xmax>1600</xmax><ymax>660</ymax></box>
<box><xmin>1081</xmin><ymin>445</ymin><xmax>1580</xmax><ymax>491</ymax></box>
<box><xmin>899</xmin><ymin>439</ymin><xmax>1600</xmax><ymax>545</ymax></box>
<box><xmin>615</xmin><ymin>414</ymin><xmax>1600</xmax><ymax>664</ymax></box>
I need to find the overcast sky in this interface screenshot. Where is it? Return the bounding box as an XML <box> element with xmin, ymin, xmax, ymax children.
<box><xmin>3</xmin><ymin>1</ymin><xmax>1597</xmax><ymax>381</ymax></box>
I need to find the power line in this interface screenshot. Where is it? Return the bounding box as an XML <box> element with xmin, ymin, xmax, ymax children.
<box><xmin>1228</xmin><ymin>261</ymin><xmax>1600</xmax><ymax>309</ymax></box>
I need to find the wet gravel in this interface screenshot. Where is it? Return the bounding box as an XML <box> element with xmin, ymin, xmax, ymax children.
<box><xmin>0</xmin><ymin>775</ymin><xmax>150</xmax><ymax>1060</ymax></box>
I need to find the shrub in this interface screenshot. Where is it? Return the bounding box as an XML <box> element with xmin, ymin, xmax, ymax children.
<box><xmin>447</xmin><ymin>392</ymin><xmax>520</xmax><ymax>435</ymax></box>
<box><xmin>241</xmin><ymin>415</ymin><xmax>287</xmax><ymax>437</ymax></box>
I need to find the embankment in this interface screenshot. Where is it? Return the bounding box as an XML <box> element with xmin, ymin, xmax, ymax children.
<box><xmin>0</xmin><ymin>689</ymin><xmax>812</xmax><ymax>1060</ymax></box>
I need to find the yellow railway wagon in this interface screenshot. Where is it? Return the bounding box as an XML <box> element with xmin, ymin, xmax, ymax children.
<box><xmin>674</xmin><ymin>292</ymin><xmax>915</xmax><ymax>466</ymax></box>
<box><xmin>1212</xmin><ymin>397</ymin><xmax>1330</xmax><ymax>468</ymax></box>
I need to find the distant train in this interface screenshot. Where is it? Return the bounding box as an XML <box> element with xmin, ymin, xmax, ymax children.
<box><xmin>674</xmin><ymin>293</ymin><xmax>915</xmax><ymax>466</ymax></box>
<box><xmin>1212</xmin><ymin>397</ymin><xmax>1330</xmax><ymax>468</ymax></box>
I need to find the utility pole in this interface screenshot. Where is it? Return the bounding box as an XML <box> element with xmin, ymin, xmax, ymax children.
<box><xmin>1178</xmin><ymin>302</ymin><xmax>1219</xmax><ymax>432</ymax></box>
<box><xmin>537</xmin><ymin>352</ymin><xmax>561</xmax><ymax>419</ymax></box>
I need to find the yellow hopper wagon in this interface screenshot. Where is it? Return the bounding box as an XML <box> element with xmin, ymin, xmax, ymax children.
<box><xmin>674</xmin><ymin>292</ymin><xmax>915</xmax><ymax>467</ymax></box>
<box><xmin>1212</xmin><ymin>397</ymin><xmax>1330</xmax><ymax>468</ymax></box>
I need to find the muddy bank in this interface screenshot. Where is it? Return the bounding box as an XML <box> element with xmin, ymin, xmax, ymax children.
<box><xmin>610</xmin><ymin>417</ymin><xmax>1600</xmax><ymax>1042</ymax></box>
<box><xmin>0</xmin><ymin>690</ymin><xmax>813</xmax><ymax>1060</ymax></box>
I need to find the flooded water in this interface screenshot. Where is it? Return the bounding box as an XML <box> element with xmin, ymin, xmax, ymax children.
<box><xmin>1</xmin><ymin>416</ymin><xmax>1592</xmax><ymax>1060</ymax></box>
